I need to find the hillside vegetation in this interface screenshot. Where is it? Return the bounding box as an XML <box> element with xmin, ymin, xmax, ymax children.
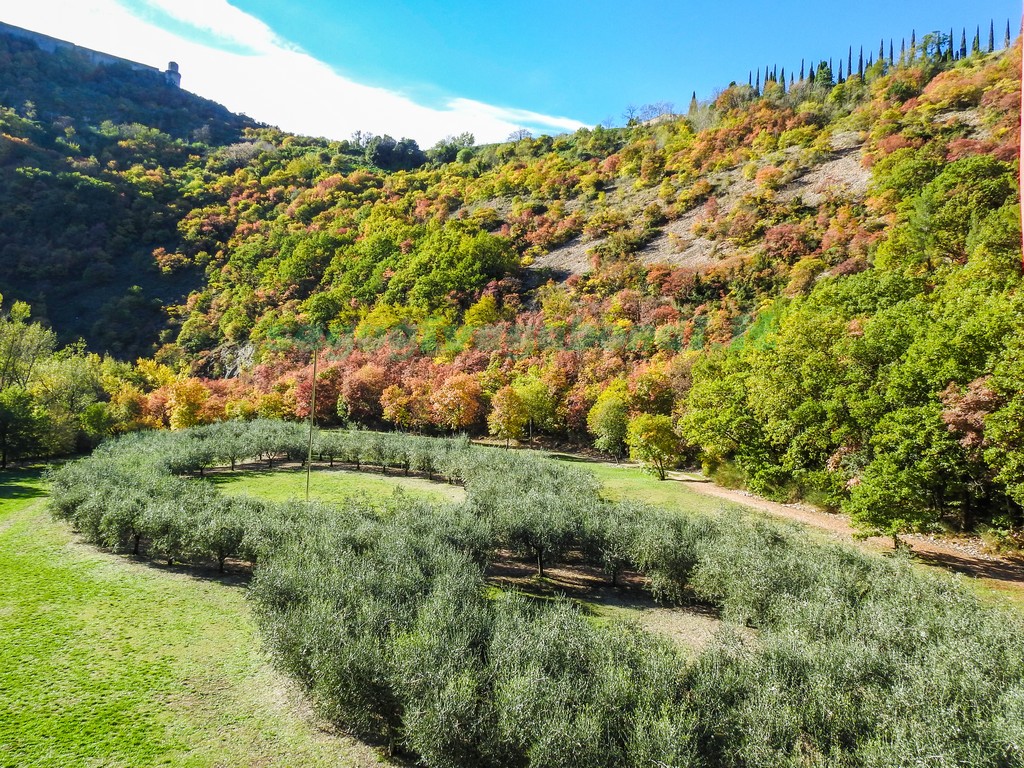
<box><xmin>1</xmin><ymin>27</ymin><xmax>1022</xmax><ymax>542</ymax></box>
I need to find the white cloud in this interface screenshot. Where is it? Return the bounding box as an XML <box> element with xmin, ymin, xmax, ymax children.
<box><xmin>1</xmin><ymin>0</ymin><xmax>585</xmax><ymax>144</ymax></box>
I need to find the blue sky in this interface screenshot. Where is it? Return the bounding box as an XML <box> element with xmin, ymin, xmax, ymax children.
<box><xmin>232</xmin><ymin>0</ymin><xmax>1021</xmax><ymax>125</ymax></box>
<box><xmin>3</xmin><ymin>0</ymin><xmax>1020</xmax><ymax>144</ymax></box>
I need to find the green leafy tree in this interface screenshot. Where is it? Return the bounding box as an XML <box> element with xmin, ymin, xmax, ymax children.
<box><xmin>487</xmin><ymin>385</ymin><xmax>529</xmax><ymax>448</ymax></box>
<box><xmin>587</xmin><ymin>383</ymin><xmax>630</xmax><ymax>460</ymax></box>
<box><xmin>846</xmin><ymin>405</ymin><xmax>971</xmax><ymax>546</ymax></box>
<box><xmin>626</xmin><ymin>413</ymin><xmax>679</xmax><ymax>480</ymax></box>
<box><xmin>511</xmin><ymin>371</ymin><xmax>557</xmax><ymax>443</ymax></box>
<box><xmin>0</xmin><ymin>386</ymin><xmax>47</xmax><ymax>468</ymax></box>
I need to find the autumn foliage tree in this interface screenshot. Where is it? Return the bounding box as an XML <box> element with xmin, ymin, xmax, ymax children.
<box><xmin>430</xmin><ymin>373</ymin><xmax>483</xmax><ymax>431</ymax></box>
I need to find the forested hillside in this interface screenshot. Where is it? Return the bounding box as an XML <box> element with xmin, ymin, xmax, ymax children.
<box><xmin>0</xmin><ymin>30</ymin><xmax>259</xmax><ymax>356</ymax></box>
<box><xmin>2</xmin><ymin>25</ymin><xmax>1022</xmax><ymax>542</ymax></box>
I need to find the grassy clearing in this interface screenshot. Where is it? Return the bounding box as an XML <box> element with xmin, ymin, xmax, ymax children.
<box><xmin>0</xmin><ymin>467</ymin><xmax>383</xmax><ymax>768</ymax></box>
<box><xmin>550</xmin><ymin>455</ymin><xmax>732</xmax><ymax>515</ymax></box>
<box><xmin>209</xmin><ymin>465</ymin><xmax>464</xmax><ymax>505</ymax></box>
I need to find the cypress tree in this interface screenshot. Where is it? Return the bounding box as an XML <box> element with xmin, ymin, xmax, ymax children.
<box><xmin>900</xmin><ymin>38</ymin><xmax>906</xmax><ymax>64</ymax></box>
<box><xmin>960</xmin><ymin>29</ymin><xmax>967</xmax><ymax>59</ymax></box>
<box><xmin>910</xmin><ymin>29</ymin><xmax>916</xmax><ymax>61</ymax></box>
<box><xmin>790</xmin><ymin>72</ymin><xmax>794</xmax><ymax>86</ymax></box>
<box><xmin>772</xmin><ymin>65</ymin><xmax>777</xmax><ymax>82</ymax></box>
<box><xmin>989</xmin><ymin>20</ymin><xmax>995</xmax><ymax>52</ymax></box>
<box><xmin>689</xmin><ymin>91</ymin><xmax>698</xmax><ymax>114</ymax></box>
<box><xmin>848</xmin><ymin>46</ymin><xmax>853</xmax><ymax>77</ymax></box>
<box><xmin>879</xmin><ymin>39</ymin><xmax>885</xmax><ymax>61</ymax></box>
<box><xmin>837</xmin><ymin>60</ymin><xmax>844</xmax><ymax>83</ymax></box>
<box><xmin>889</xmin><ymin>39</ymin><xmax>894</xmax><ymax>64</ymax></box>
<box><xmin>973</xmin><ymin>26</ymin><xmax>981</xmax><ymax>54</ymax></box>
<box><xmin>755</xmin><ymin>70</ymin><xmax>760</xmax><ymax>93</ymax></box>
<box><xmin>858</xmin><ymin>46</ymin><xmax>864</xmax><ymax>77</ymax></box>
<box><xmin>765</xmin><ymin>65</ymin><xmax>770</xmax><ymax>84</ymax></box>
<box><xmin>779</xmin><ymin>68</ymin><xmax>786</xmax><ymax>94</ymax></box>
<box><xmin>1006</xmin><ymin>19</ymin><xmax>1012</xmax><ymax>48</ymax></box>
<box><xmin>799</xmin><ymin>59</ymin><xmax>805</xmax><ymax>80</ymax></box>
<box><xmin>748</xmin><ymin>71</ymin><xmax>752</xmax><ymax>86</ymax></box>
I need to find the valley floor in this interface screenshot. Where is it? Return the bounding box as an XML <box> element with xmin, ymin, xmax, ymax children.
<box><xmin>4</xmin><ymin>453</ymin><xmax>1023</xmax><ymax>766</ymax></box>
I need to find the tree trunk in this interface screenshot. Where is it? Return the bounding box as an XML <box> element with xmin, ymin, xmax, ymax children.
<box><xmin>537</xmin><ymin>551</ymin><xmax>544</xmax><ymax>578</ymax></box>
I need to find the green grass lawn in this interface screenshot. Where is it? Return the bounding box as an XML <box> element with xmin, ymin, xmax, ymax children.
<box><xmin>0</xmin><ymin>467</ymin><xmax>384</xmax><ymax>768</ymax></box>
<box><xmin>548</xmin><ymin>454</ymin><xmax>736</xmax><ymax>516</ymax></box>
<box><xmin>209</xmin><ymin>465</ymin><xmax>465</xmax><ymax>505</ymax></box>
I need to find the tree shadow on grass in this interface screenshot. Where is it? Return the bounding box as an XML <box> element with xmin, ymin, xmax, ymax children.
<box><xmin>0</xmin><ymin>467</ymin><xmax>48</xmax><ymax>504</ymax></box>
<box><xmin>911</xmin><ymin>548</ymin><xmax>1024</xmax><ymax>587</ymax></box>
<box><xmin>547</xmin><ymin>453</ymin><xmax>602</xmax><ymax>464</ymax></box>
<box><xmin>126</xmin><ymin>554</ymin><xmax>254</xmax><ymax>589</ymax></box>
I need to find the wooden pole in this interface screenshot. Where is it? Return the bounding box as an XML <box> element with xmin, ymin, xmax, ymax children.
<box><xmin>306</xmin><ymin>347</ymin><xmax>318</xmax><ymax>503</ymax></box>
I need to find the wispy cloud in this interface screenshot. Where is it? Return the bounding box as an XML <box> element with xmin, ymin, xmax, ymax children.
<box><xmin>1</xmin><ymin>0</ymin><xmax>586</xmax><ymax>144</ymax></box>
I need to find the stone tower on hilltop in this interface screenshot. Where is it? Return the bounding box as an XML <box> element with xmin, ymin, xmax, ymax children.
<box><xmin>165</xmin><ymin>61</ymin><xmax>181</xmax><ymax>87</ymax></box>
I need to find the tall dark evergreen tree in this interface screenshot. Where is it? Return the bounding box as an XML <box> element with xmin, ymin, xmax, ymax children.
<box><xmin>880</xmin><ymin>39</ymin><xmax>885</xmax><ymax>61</ymax></box>
<box><xmin>837</xmin><ymin>60</ymin><xmax>844</xmax><ymax>83</ymax></box>
<box><xmin>900</xmin><ymin>38</ymin><xmax>906</xmax><ymax>63</ymax></box>
<box><xmin>989</xmin><ymin>20</ymin><xmax>995</xmax><ymax>52</ymax></box>
<box><xmin>947</xmin><ymin>28</ymin><xmax>954</xmax><ymax>61</ymax></box>
<box><xmin>858</xmin><ymin>46</ymin><xmax>864</xmax><ymax>78</ymax></box>
<box><xmin>779</xmin><ymin>68</ymin><xmax>786</xmax><ymax>93</ymax></box>
<box><xmin>1006</xmin><ymin>19</ymin><xmax>1012</xmax><ymax>48</ymax></box>
<box><xmin>848</xmin><ymin>46</ymin><xmax>853</xmax><ymax>77</ymax></box>
<box><xmin>688</xmin><ymin>91</ymin><xmax>698</xmax><ymax>114</ymax></box>
<box><xmin>799</xmin><ymin>59</ymin><xmax>805</xmax><ymax>80</ymax></box>
<box><xmin>889</xmin><ymin>39</ymin><xmax>894</xmax><ymax>64</ymax></box>
<box><xmin>755</xmin><ymin>70</ymin><xmax>760</xmax><ymax>93</ymax></box>
<box><xmin>910</xmin><ymin>29</ymin><xmax>916</xmax><ymax>61</ymax></box>
<box><xmin>748</xmin><ymin>71</ymin><xmax>752</xmax><ymax>86</ymax></box>
<box><xmin>973</xmin><ymin>26</ymin><xmax>981</xmax><ymax>55</ymax></box>
<box><xmin>815</xmin><ymin>60</ymin><xmax>833</xmax><ymax>87</ymax></box>
<box><xmin>960</xmin><ymin>29</ymin><xmax>968</xmax><ymax>59</ymax></box>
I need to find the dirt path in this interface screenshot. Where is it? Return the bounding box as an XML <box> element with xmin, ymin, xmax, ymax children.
<box><xmin>670</xmin><ymin>473</ymin><xmax>1024</xmax><ymax>596</ymax></box>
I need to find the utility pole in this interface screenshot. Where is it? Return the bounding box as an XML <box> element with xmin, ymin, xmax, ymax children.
<box><xmin>305</xmin><ymin>347</ymin><xmax>318</xmax><ymax>502</ymax></box>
